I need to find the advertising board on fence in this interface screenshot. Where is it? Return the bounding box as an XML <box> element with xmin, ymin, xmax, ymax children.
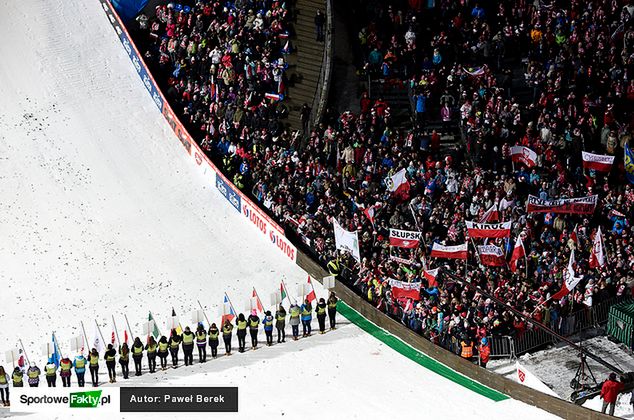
<box><xmin>100</xmin><ymin>0</ymin><xmax>297</xmax><ymax>263</ymax></box>
<box><xmin>216</xmin><ymin>174</ymin><xmax>241</xmax><ymax>213</ymax></box>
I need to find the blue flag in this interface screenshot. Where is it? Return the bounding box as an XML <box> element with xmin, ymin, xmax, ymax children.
<box><xmin>625</xmin><ymin>144</ymin><xmax>634</xmax><ymax>184</ymax></box>
<box><xmin>51</xmin><ymin>334</ymin><xmax>60</xmax><ymax>368</ymax></box>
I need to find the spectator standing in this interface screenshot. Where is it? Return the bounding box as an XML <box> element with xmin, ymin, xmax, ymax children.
<box><xmin>315</xmin><ymin>10</ymin><xmax>325</xmax><ymax>41</ymax></box>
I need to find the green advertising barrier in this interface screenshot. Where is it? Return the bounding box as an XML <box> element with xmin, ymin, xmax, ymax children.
<box><xmin>607</xmin><ymin>300</ymin><xmax>634</xmax><ymax>349</ymax></box>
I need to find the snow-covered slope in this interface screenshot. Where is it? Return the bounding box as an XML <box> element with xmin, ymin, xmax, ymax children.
<box><xmin>0</xmin><ymin>1</ymin><xmax>559</xmax><ymax>419</ymax></box>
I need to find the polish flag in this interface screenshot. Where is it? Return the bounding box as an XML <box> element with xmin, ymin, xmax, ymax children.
<box><xmin>385</xmin><ymin>168</ymin><xmax>410</xmax><ymax>195</ymax></box>
<box><xmin>551</xmin><ymin>250</ymin><xmax>582</xmax><ymax>300</ymax></box>
<box><xmin>477</xmin><ymin>245</ymin><xmax>506</xmax><ymax>267</ymax></box>
<box><xmin>389</xmin><ymin>228</ymin><xmax>422</xmax><ymax>248</ymax></box>
<box><xmin>423</xmin><ymin>268</ymin><xmax>439</xmax><ymax>287</ymax></box>
<box><xmin>510</xmin><ymin>146</ymin><xmax>538</xmax><ymax>168</ymax></box>
<box><xmin>570</xmin><ymin>224</ymin><xmax>580</xmax><ymax>248</ymax></box>
<box><xmin>363</xmin><ymin>205</ymin><xmax>377</xmax><ymax>226</ymax></box>
<box><xmin>509</xmin><ymin>237</ymin><xmax>525</xmax><ymax>273</ymax></box>
<box><xmin>582</xmin><ymin>151</ymin><xmax>614</xmax><ymax>172</ymax></box>
<box><xmin>466</xmin><ymin>221</ymin><xmax>512</xmax><ymax>238</ymax></box>
<box><xmin>430</xmin><ymin>243</ymin><xmax>468</xmax><ymax>260</ymax></box>
<box><xmin>589</xmin><ymin>227</ymin><xmax>606</xmax><ymax>268</ymax></box>
<box><xmin>252</xmin><ymin>288</ymin><xmax>265</xmax><ymax>313</ymax></box>
<box><xmin>480</xmin><ymin>202</ymin><xmax>500</xmax><ymax>223</ymax></box>
<box><xmin>305</xmin><ymin>276</ymin><xmax>317</xmax><ymax>303</ymax></box>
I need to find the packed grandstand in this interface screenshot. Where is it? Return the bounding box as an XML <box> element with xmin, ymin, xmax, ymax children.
<box><xmin>127</xmin><ymin>0</ymin><xmax>634</xmax><ymax>363</ymax></box>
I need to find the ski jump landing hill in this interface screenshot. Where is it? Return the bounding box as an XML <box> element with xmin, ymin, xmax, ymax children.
<box><xmin>0</xmin><ymin>0</ymin><xmax>608</xmax><ymax>418</ymax></box>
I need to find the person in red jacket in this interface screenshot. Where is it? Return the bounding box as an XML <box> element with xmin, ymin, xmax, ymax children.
<box><xmin>478</xmin><ymin>337</ymin><xmax>491</xmax><ymax>368</ymax></box>
<box><xmin>600</xmin><ymin>373</ymin><xmax>624</xmax><ymax>416</ymax></box>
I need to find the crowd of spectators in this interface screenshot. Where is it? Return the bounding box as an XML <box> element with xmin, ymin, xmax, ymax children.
<box><xmin>134</xmin><ymin>0</ymin><xmax>634</xmax><ymax>358</ymax></box>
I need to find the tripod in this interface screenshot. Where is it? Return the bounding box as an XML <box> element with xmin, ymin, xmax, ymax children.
<box><xmin>570</xmin><ymin>353</ymin><xmax>598</xmax><ymax>390</ymax></box>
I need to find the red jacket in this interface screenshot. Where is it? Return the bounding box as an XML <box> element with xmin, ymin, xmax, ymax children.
<box><xmin>600</xmin><ymin>379</ymin><xmax>624</xmax><ymax>404</ymax></box>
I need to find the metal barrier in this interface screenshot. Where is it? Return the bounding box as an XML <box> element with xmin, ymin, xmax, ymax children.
<box><xmin>487</xmin><ymin>335</ymin><xmax>514</xmax><ymax>359</ymax></box>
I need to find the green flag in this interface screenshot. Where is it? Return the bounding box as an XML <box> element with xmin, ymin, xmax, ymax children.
<box><xmin>148</xmin><ymin>311</ymin><xmax>161</xmax><ymax>339</ymax></box>
<box><xmin>280</xmin><ymin>282</ymin><xmax>287</xmax><ymax>302</ymax></box>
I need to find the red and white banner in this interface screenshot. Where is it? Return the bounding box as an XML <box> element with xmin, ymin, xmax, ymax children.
<box><xmin>510</xmin><ymin>146</ymin><xmax>538</xmax><ymax>167</ymax></box>
<box><xmin>582</xmin><ymin>152</ymin><xmax>614</xmax><ymax>172</ymax></box>
<box><xmin>551</xmin><ymin>250</ymin><xmax>582</xmax><ymax>300</ymax></box>
<box><xmin>526</xmin><ymin>195</ymin><xmax>597</xmax><ymax>215</ymax></box>
<box><xmin>589</xmin><ymin>227</ymin><xmax>606</xmax><ymax>268</ymax></box>
<box><xmin>385</xmin><ymin>168</ymin><xmax>410</xmax><ymax>194</ymax></box>
<box><xmin>509</xmin><ymin>236</ymin><xmax>525</xmax><ymax>273</ymax></box>
<box><xmin>387</xmin><ymin>278</ymin><xmax>421</xmax><ymax>300</ymax></box>
<box><xmin>466</xmin><ymin>221</ymin><xmax>512</xmax><ymax>238</ymax></box>
<box><xmin>242</xmin><ymin>200</ymin><xmax>297</xmax><ymax>261</ymax></box>
<box><xmin>423</xmin><ymin>268</ymin><xmax>439</xmax><ymax>287</ymax></box>
<box><xmin>430</xmin><ymin>243</ymin><xmax>468</xmax><ymax>260</ymax></box>
<box><xmin>477</xmin><ymin>245</ymin><xmax>506</xmax><ymax>267</ymax></box>
<box><xmin>389</xmin><ymin>228</ymin><xmax>422</xmax><ymax>248</ymax></box>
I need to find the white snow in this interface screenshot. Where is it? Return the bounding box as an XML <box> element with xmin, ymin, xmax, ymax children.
<box><xmin>0</xmin><ymin>0</ymin><xmax>561</xmax><ymax>418</ymax></box>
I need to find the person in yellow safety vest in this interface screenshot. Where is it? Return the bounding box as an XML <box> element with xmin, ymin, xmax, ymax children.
<box><xmin>289</xmin><ymin>303</ymin><xmax>301</xmax><ymax>340</ymax></box>
<box><xmin>275</xmin><ymin>304</ymin><xmax>286</xmax><ymax>343</ymax></box>
<box><xmin>236</xmin><ymin>314</ymin><xmax>248</xmax><ymax>353</ymax></box>
<box><xmin>157</xmin><ymin>336</ymin><xmax>169</xmax><ymax>370</ymax></box>
<box><xmin>315</xmin><ymin>298</ymin><xmax>328</xmax><ymax>334</ymax></box>
<box><xmin>208</xmin><ymin>323</ymin><xmax>220</xmax><ymax>358</ymax></box>
<box><xmin>248</xmin><ymin>310</ymin><xmax>260</xmax><ymax>350</ymax></box>
<box><xmin>119</xmin><ymin>343</ymin><xmax>130</xmax><ymax>379</ymax></box>
<box><xmin>12</xmin><ymin>366</ymin><xmax>23</xmax><ymax>388</ymax></box>
<box><xmin>168</xmin><ymin>329</ymin><xmax>182</xmax><ymax>368</ymax></box>
<box><xmin>327</xmin><ymin>258</ymin><xmax>341</xmax><ymax>280</ymax></box>
<box><xmin>263</xmin><ymin>310</ymin><xmax>274</xmax><ymax>346</ymax></box>
<box><xmin>233</xmin><ymin>173</ymin><xmax>244</xmax><ymax>190</ymax></box>
<box><xmin>131</xmin><ymin>337</ymin><xmax>144</xmax><ymax>376</ymax></box>
<box><xmin>104</xmin><ymin>344</ymin><xmax>117</xmax><ymax>383</ymax></box>
<box><xmin>44</xmin><ymin>358</ymin><xmax>57</xmax><ymax>387</ymax></box>
<box><xmin>88</xmin><ymin>348</ymin><xmax>99</xmax><ymax>387</ymax></box>
<box><xmin>0</xmin><ymin>366</ymin><xmax>9</xmax><ymax>406</ymax></box>
<box><xmin>145</xmin><ymin>336</ymin><xmax>158</xmax><ymax>373</ymax></box>
<box><xmin>327</xmin><ymin>291</ymin><xmax>338</xmax><ymax>330</ymax></box>
<box><xmin>460</xmin><ymin>338</ymin><xmax>474</xmax><ymax>361</ymax></box>
<box><xmin>27</xmin><ymin>365</ymin><xmax>41</xmax><ymax>387</ymax></box>
<box><xmin>59</xmin><ymin>356</ymin><xmax>72</xmax><ymax>387</ymax></box>
<box><xmin>222</xmin><ymin>320</ymin><xmax>233</xmax><ymax>355</ymax></box>
<box><xmin>73</xmin><ymin>354</ymin><xmax>86</xmax><ymax>387</ymax></box>
<box><xmin>300</xmin><ymin>299</ymin><xmax>312</xmax><ymax>337</ymax></box>
<box><xmin>196</xmin><ymin>324</ymin><xmax>207</xmax><ymax>363</ymax></box>
<box><xmin>181</xmin><ymin>326</ymin><xmax>195</xmax><ymax>366</ymax></box>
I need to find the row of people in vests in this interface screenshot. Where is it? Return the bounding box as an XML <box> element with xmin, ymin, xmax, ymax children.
<box><xmin>11</xmin><ymin>293</ymin><xmax>338</xmax><ymax>387</ymax></box>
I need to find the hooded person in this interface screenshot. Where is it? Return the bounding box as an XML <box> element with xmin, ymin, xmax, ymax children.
<box><xmin>248</xmin><ymin>310</ymin><xmax>260</xmax><ymax>349</ymax></box>
<box><xmin>181</xmin><ymin>326</ymin><xmax>195</xmax><ymax>366</ymax></box>
<box><xmin>44</xmin><ymin>358</ymin><xmax>57</xmax><ymax>387</ymax></box>
<box><xmin>289</xmin><ymin>302</ymin><xmax>301</xmax><ymax>340</ymax></box>
<box><xmin>263</xmin><ymin>310</ymin><xmax>274</xmax><ymax>346</ymax></box>
<box><xmin>59</xmin><ymin>355</ymin><xmax>73</xmax><ymax>387</ymax></box>
<box><xmin>131</xmin><ymin>337</ymin><xmax>144</xmax><ymax>375</ymax></box>
<box><xmin>236</xmin><ymin>313</ymin><xmax>248</xmax><ymax>353</ymax></box>
<box><xmin>275</xmin><ymin>304</ymin><xmax>286</xmax><ymax>343</ymax></box>
<box><xmin>316</xmin><ymin>298</ymin><xmax>327</xmax><ymax>334</ymax></box>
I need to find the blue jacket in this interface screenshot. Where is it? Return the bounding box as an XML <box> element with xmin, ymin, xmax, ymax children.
<box><xmin>263</xmin><ymin>315</ymin><xmax>274</xmax><ymax>331</ymax></box>
<box><xmin>73</xmin><ymin>356</ymin><xmax>86</xmax><ymax>373</ymax></box>
<box><xmin>300</xmin><ymin>304</ymin><xmax>312</xmax><ymax>321</ymax></box>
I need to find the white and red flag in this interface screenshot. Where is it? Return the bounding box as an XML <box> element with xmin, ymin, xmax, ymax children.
<box><xmin>509</xmin><ymin>236</ymin><xmax>526</xmax><ymax>273</ymax></box>
<box><xmin>589</xmin><ymin>227</ymin><xmax>606</xmax><ymax>268</ymax></box>
<box><xmin>510</xmin><ymin>146</ymin><xmax>538</xmax><ymax>167</ymax></box>
<box><xmin>430</xmin><ymin>243</ymin><xmax>468</xmax><ymax>260</ymax></box>
<box><xmin>305</xmin><ymin>276</ymin><xmax>317</xmax><ymax>303</ymax></box>
<box><xmin>480</xmin><ymin>202</ymin><xmax>500</xmax><ymax>223</ymax></box>
<box><xmin>252</xmin><ymin>288</ymin><xmax>265</xmax><ymax>313</ymax></box>
<box><xmin>551</xmin><ymin>250</ymin><xmax>582</xmax><ymax>300</ymax></box>
<box><xmin>423</xmin><ymin>268</ymin><xmax>439</xmax><ymax>287</ymax></box>
<box><xmin>570</xmin><ymin>223</ymin><xmax>580</xmax><ymax>248</ymax></box>
<box><xmin>582</xmin><ymin>151</ymin><xmax>614</xmax><ymax>173</ymax></box>
<box><xmin>477</xmin><ymin>245</ymin><xmax>506</xmax><ymax>267</ymax></box>
<box><xmin>387</xmin><ymin>278</ymin><xmax>422</xmax><ymax>300</ymax></box>
<box><xmin>389</xmin><ymin>228</ymin><xmax>422</xmax><ymax>248</ymax></box>
<box><xmin>385</xmin><ymin>168</ymin><xmax>410</xmax><ymax>195</ymax></box>
<box><xmin>466</xmin><ymin>221</ymin><xmax>512</xmax><ymax>238</ymax></box>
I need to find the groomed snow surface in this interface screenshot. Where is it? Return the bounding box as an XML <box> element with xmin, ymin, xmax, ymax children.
<box><xmin>0</xmin><ymin>0</ymin><xmax>559</xmax><ymax>418</ymax></box>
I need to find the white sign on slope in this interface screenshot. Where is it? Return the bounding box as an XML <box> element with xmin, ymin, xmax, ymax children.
<box><xmin>515</xmin><ymin>361</ymin><xmax>559</xmax><ymax>397</ymax></box>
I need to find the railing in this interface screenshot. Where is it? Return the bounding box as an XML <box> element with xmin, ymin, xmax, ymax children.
<box><xmin>310</xmin><ymin>0</ymin><xmax>333</xmax><ymax>131</ymax></box>
<box><xmin>488</xmin><ymin>297</ymin><xmax>631</xmax><ymax>358</ymax></box>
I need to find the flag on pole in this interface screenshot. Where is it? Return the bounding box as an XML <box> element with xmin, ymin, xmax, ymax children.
<box><xmin>363</xmin><ymin>205</ymin><xmax>378</xmax><ymax>226</ymax></box>
<box><xmin>423</xmin><ymin>268</ymin><xmax>439</xmax><ymax>288</ymax></box>
<box><xmin>551</xmin><ymin>250</ymin><xmax>582</xmax><ymax>300</ymax></box>
<box><xmin>170</xmin><ymin>308</ymin><xmax>183</xmax><ymax>336</ymax></box>
<box><xmin>582</xmin><ymin>151</ymin><xmax>615</xmax><ymax>172</ymax></box>
<box><xmin>589</xmin><ymin>227</ymin><xmax>606</xmax><ymax>268</ymax></box>
<box><xmin>384</xmin><ymin>168</ymin><xmax>410</xmax><ymax>195</ymax></box>
<box><xmin>480</xmin><ymin>202</ymin><xmax>500</xmax><ymax>223</ymax></box>
<box><xmin>222</xmin><ymin>293</ymin><xmax>236</xmax><ymax>324</ymax></box>
<box><xmin>332</xmin><ymin>218</ymin><xmax>361</xmax><ymax>261</ymax></box>
<box><xmin>252</xmin><ymin>288</ymin><xmax>265</xmax><ymax>313</ymax></box>
<box><xmin>280</xmin><ymin>281</ymin><xmax>293</xmax><ymax>305</ymax></box>
<box><xmin>570</xmin><ymin>224</ymin><xmax>580</xmax><ymax>248</ymax></box>
<box><xmin>430</xmin><ymin>243</ymin><xmax>468</xmax><ymax>259</ymax></box>
<box><xmin>510</xmin><ymin>146</ymin><xmax>538</xmax><ymax>167</ymax></box>
<box><xmin>51</xmin><ymin>334</ymin><xmax>60</xmax><ymax>368</ymax></box>
<box><xmin>305</xmin><ymin>276</ymin><xmax>317</xmax><ymax>303</ymax></box>
<box><xmin>477</xmin><ymin>245</ymin><xmax>506</xmax><ymax>267</ymax></box>
<box><xmin>91</xmin><ymin>324</ymin><xmax>104</xmax><ymax>353</ymax></box>
<box><xmin>148</xmin><ymin>312</ymin><xmax>161</xmax><ymax>340</ymax></box>
<box><xmin>509</xmin><ymin>236</ymin><xmax>525</xmax><ymax>273</ymax></box>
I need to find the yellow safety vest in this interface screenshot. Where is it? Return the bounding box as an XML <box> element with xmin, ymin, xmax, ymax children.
<box><xmin>75</xmin><ymin>358</ymin><xmax>85</xmax><ymax>369</ymax></box>
<box><xmin>60</xmin><ymin>360</ymin><xmax>72</xmax><ymax>372</ymax></box>
<box><xmin>276</xmin><ymin>311</ymin><xmax>286</xmax><ymax>321</ymax></box>
<box><xmin>45</xmin><ymin>364</ymin><xmax>56</xmax><ymax>376</ymax></box>
<box><xmin>133</xmin><ymin>345</ymin><xmax>143</xmax><ymax>355</ymax></box>
<box><xmin>147</xmin><ymin>344</ymin><xmax>157</xmax><ymax>354</ymax></box>
<box><xmin>222</xmin><ymin>324</ymin><xmax>233</xmax><ymax>335</ymax></box>
<box><xmin>237</xmin><ymin>320</ymin><xmax>247</xmax><ymax>330</ymax></box>
<box><xmin>249</xmin><ymin>318</ymin><xmax>259</xmax><ymax>328</ymax></box>
<box><xmin>90</xmin><ymin>354</ymin><xmax>99</xmax><ymax>366</ymax></box>
<box><xmin>316</xmin><ymin>305</ymin><xmax>326</xmax><ymax>315</ymax></box>
<box><xmin>28</xmin><ymin>369</ymin><xmax>39</xmax><ymax>379</ymax></box>
<box><xmin>328</xmin><ymin>299</ymin><xmax>337</xmax><ymax>309</ymax></box>
<box><xmin>196</xmin><ymin>331</ymin><xmax>206</xmax><ymax>342</ymax></box>
<box><xmin>12</xmin><ymin>373</ymin><xmax>22</xmax><ymax>384</ymax></box>
<box><xmin>209</xmin><ymin>329</ymin><xmax>219</xmax><ymax>339</ymax></box>
<box><xmin>170</xmin><ymin>339</ymin><xmax>180</xmax><ymax>349</ymax></box>
<box><xmin>0</xmin><ymin>375</ymin><xmax>7</xmax><ymax>384</ymax></box>
<box><xmin>290</xmin><ymin>308</ymin><xmax>300</xmax><ymax>318</ymax></box>
<box><xmin>158</xmin><ymin>342</ymin><xmax>168</xmax><ymax>352</ymax></box>
<box><xmin>182</xmin><ymin>333</ymin><xmax>194</xmax><ymax>345</ymax></box>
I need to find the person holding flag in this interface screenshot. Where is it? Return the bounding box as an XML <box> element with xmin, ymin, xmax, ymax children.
<box><xmin>222</xmin><ymin>319</ymin><xmax>234</xmax><ymax>355</ymax></box>
<box><xmin>168</xmin><ymin>329</ymin><xmax>182</xmax><ymax>367</ymax></box>
<box><xmin>44</xmin><ymin>358</ymin><xmax>57</xmax><ymax>387</ymax></box>
<box><xmin>316</xmin><ymin>298</ymin><xmax>328</xmax><ymax>334</ymax></box>
<box><xmin>104</xmin><ymin>344</ymin><xmax>117</xmax><ymax>383</ymax></box>
<box><xmin>208</xmin><ymin>323</ymin><xmax>220</xmax><ymax>358</ymax></box>
<box><xmin>145</xmin><ymin>336</ymin><xmax>158</xmax><ymax>373</ymax></box>
<box><xmin>263</xmin><ymin>311</ymin><xmax>274</xmax><ymax>346</ymax></box>
<box><xmin>196</xmin><ymin>324</ymin><xmax>207</xmax><ymax>363</ymax></box>
<box><xmin>157</xmin><ymin>336</ymin><xmax>169</xmax><ymax>370</ymax></box>
<box><xmin>118</xmin><ymin>342</ymin><xmax>130</xmax><ymax>380</ymax></box>
<box><xmin>327</xmin><ymin>291</ymin><xmax>338</xmax><ymax>330</ymax></box>
<box><xmin>88</xmin><ymin>348</ymin><xmax>99</xmax><ymax>386</ymax></box>
<box><xmin>181</xmin><ymin>326</ymin><xmax>195</xmax><ymax>366</ymax></box>
<box><xmin>248</xmin><ymin>310</ymin><xmax>261</xmax><ymax>350</ymax></box>
<box><xmin>131</xmin><ymin>337</ymin><xmax>144</xmax><ymax>376</ymax></box>
<box><xmin>275</xmin><ymin>304</ymin><xmax>287</xmax><ymax>343</ymax></box>
<box><xmin>73</xmin><ymin>353</ymin><xmax>86</xmax><ymax>387</ymax></box>
<box><xmin>27</xmin><ymin>364</ymin><xmax>41</xmax><ymax>387</ymax></box>
<box><xmin>59</xmin><ymin>355</ymin><xmax>72</xmax><ymax>387</ymax></box>
<box><xmin>289</xmin><ymin>302</ymin><xmax>301</xmax><ymax>340</ymax></box>
<box><xmin>12</xmin><ymin>366</ymin><xmax>23</xmax><ymax>388</ymax></box>
<box><xmin>300</xmin><ymin>298</ymin><xmax>313</xmax><ymax>337</ymax></box>
<box><xmin>236</xmin><ymin>314</ymin><xmax>247</xmax><ymax>353</ymax></box>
